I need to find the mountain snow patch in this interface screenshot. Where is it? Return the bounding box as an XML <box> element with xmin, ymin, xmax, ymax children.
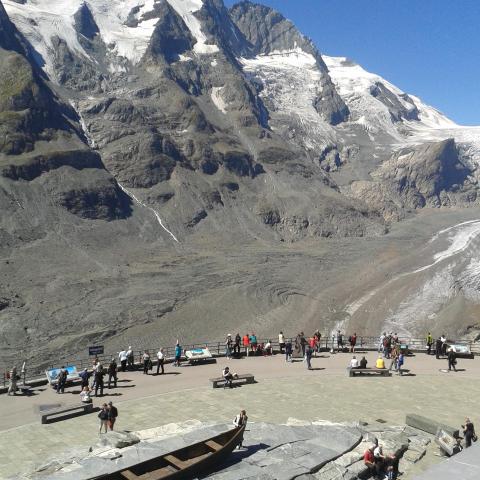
<box><xmin>211</xmin><ymin>87</ymin><xmax>227</xmax><ymax>114</ymax></box>
<box><xmin>166</xmin><ymin>0</ymin><xmax>219</xmax><ymax>55</ymax></box>
<box><xmin>240</xmin><ymin>48</ymin><xmax>335</xmax><ymax>151</ymax></box>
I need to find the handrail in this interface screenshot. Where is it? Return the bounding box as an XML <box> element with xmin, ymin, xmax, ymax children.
<box><xmin>2</xmin><ymin>334</ymin><xmax>478</xmax><ymax>387</ymax></box>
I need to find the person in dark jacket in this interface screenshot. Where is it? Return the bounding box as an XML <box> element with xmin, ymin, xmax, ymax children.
<box><xmin>306</xmin><ymin>345</ymin><xmax>313</xmax><ymax>370</ymax></box>
<box><xmin>57</xmin><ymin>366</ymin><xmax>67</xmax><ymax>394</ymax></box>
<box><xmin>79</xmin><ymin>368</ymin><xmax>91</xmax><ymax>389</ymax></box>
<box><xmin>435</xmin><ymin>337</ymin><xmax>442</xmax><ymax>359</ymax></box>
<box><xmin>108</xmin><ymin>401</ymin><xmax>119</xmax><ymax>430</ymax></box>
<box><xmin>94</xmin><ymin>365</ymin><xmax>105</xmax><ymax>396</ymax></box>
<box><xmin>285</xmin><ymin>340</ymin><xmax>293</xmax><ymax>362</ymax></box>
<box><xmin>462</xmin><ymin>418</ymin><xmax>476</xmax><ymax>448</ymax></box>
<box><xmin>107</xmin><ymin>358</ymin><xmax>117</xmax><ymax>388</ymax></box>
<box><xmin>447</xmin><ymin>348</ymin><xmax>457</xmax><ymax>371</ymax></box>
<box><xmin>234</xmin><ymin>334</ymin><xmax>241</xmax><ymax>356</ymax></box>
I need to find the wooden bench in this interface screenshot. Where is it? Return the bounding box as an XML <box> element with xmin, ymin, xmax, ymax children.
<box><xmin>348</xmin><ymin>368</ymin><xmax>391</xmax><ymax>377</ymax></box>
<box><xmin>209</xmin><ymin>374</ymin><xmax>255</xmax><ymax>388</ymax></box>
<box><xmin>40</xmin><ymin>402</ymin><xmax>93</xmax><ymax>424</ymax></box>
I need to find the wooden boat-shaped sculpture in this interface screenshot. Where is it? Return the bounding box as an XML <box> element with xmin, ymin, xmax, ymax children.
<box><xmin>93</xmin><ymin>425</ymin><xmax>245</xmax><ymax>480</ymax></box>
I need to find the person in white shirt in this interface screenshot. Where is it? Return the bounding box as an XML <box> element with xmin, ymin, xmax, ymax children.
<box><xmin>233</xmin><ymin>410</ymin><xmax>248</xmax><ymax>448</ymax></box>
<box><xmin>126</xmin><ymin>346</ymin><xmax>134</xmax><ymax>370</ymax></box>
<box><xmin>118</xmin><ymin>350</ymin><xmax>128</xmax><ymax>372</ymax></box>
<box><xmin>80</xmin><ymin>386</ymin><xmax>92</xmax><ymax>403</ymax></box>
<box><xmin>156</xmin><ymin>348</ymin><xmax>165</xmax><ymax>375</ymax></box>
<box><xmin>350</xmin><ymin>356</ymin><xmax>359</xmax><ymax>368</ymax></box>
<box><xmin>278</xmin><ymin>331</ymin><xmax>285</xmax><ymax>353</ymax></box>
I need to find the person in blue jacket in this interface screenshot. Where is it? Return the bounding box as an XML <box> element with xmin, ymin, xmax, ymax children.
<box><xmin>174</xmin><ymin>341</ymin><xmax>182</xmax><ymax>366</ymax></box>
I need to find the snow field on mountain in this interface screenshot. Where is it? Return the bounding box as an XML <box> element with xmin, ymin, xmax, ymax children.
<box><xmin>240</xmin><ymin>48</ymin><xmax>335</xmax><ymax>151</ymax></box>
<box><xmin>166</xmin><ymin>0</ymin><xmax>219</xmax><ymax>54</ymax></box>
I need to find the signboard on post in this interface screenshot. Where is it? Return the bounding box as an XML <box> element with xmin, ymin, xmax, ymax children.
<box><xmin>88</xmin><ymin>345</ymin><xmax>104</xmax><ymax>356</ymax></box>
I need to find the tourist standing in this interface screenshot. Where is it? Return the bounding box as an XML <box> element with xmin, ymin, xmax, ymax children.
<box><xmin>447</xmin><ymin>348</ymin><xmax>457</xmax><ymax>372</ymax></box>
<box><xmin>234</xmin><ymin>334</ymin><xmax>241</xmax><ymax>356</ymax></box>
<box><xmin>142</xmin><ymin>351</ymin><xmax>151</xmax><ymax>374</ymax></box>
<box><xmin>336</xmin><ymin>331</ymin><xmax>344</xmax><ymax>353</ymax></box>
<box><xmin>378</xmin><ymin>332</ymin><xmax>386</xmax><ymax>353</ymax></box>
<box><xmin>107</xmin><ymin>358</ymin><xmax>118</xmax><ymax>388</ymax></box>
<box><xmin>243</xmin><ymin>333</ymin><xmax>250</xmax><ymax>357</ymax></box>
<box><xmin>126</xmin><ymin>346</ymin><xmax>134</xmax><ymax>370</ymax></box>
<box><xmin>174</xmin><ymin>341</ymin><xmax>182</xmax><ymax>366</ymax></box>
<box><xmin>118</xmin><ymin>349</ymin><xmax>128</xmax><ymax>372</ymax></box>
<box><xmin>285</xmin><ymin>340</ymin><xmax>292</xmax><ymax>362</ymax></box>
<box><xmin>7</xmin><ymin>366</ymin><xmax>18</xmax><ymax>396</ymax></box>
<box><xmin>389</xmin><ymin>348</ymin><xmax>398</xmax><ymax>372</ymax></box>
<box><xmin>435</xmin><ymin>337</ymin><xmax>442</xmax><ymax>359</ymax></box>
<box><xmin>397</xmin><ymin>352</ymin><xmax>405</xmax><ymax>375</ymax></box>
<box><xmin>108</xmin><ymin>401</ymin><xmax>118</xmax><ymax>430</ymax></box>
<box><xmin>225</xmin><ymin>334</ymin><xmax>233</xmax><ymax>359</ymax></box>
<box><xmin>249</xmin><ymin>333</ymin><xmax>258</xmax><ymax>354</ymax></box>
<box><xmin>300</xmin><ymin>332</ymin><xmax>307</xmax><ymax>356</ymax></box>
<box><xmin>426</xmin><ymin>332</ymin><xmax>433</xmax><ymax>355</ymax></box>
<box><xmin>94</xmin><ymin>364</ymin><xmax>105</xmax><ymax>396</ymax></box>
<box><xmin>156</xmin><ymin>348</ymin><xmax>165</xmax><ymax>374</ymax></box>
<box><xmin>98</xmin><ymin>404</ymin><xmax>109</xmax><ymax>434</ymax></box>
<box><xmin>440</xmin><ymin>334</ymin><xmax>447</xmax><ymax>356</ymax></box>
<box><xmin>278</xmin><ymin>331</ymin><xmax>285</xmax><ymax>354</ymax></box>
<box><xmin>349</xmin><ymin>333</ymin><xmax>357</xmax><ymax>353</ymax></box>
<box><xmin>233</xmin><ymin>409</ymin><xmax>248</xmax><ymax>448</ymax></box>
<box><xmin>79</xmin><ymin>368</ymin><xmax>91</xmax><ymax>389</ymax></box>
<box><xmin>57</xmin><ymin>366</ymin><xmax>67</xmax><ymax>394</ymax></box>
<box><xmin>462</xmin><ymin>418</ymin><xmax>476</xmax><ymax>448</ymax></box>
<box><xmin>314</xmin><ymin>330</ymin><xmax>322</xmax><ymax>353</ymax></box>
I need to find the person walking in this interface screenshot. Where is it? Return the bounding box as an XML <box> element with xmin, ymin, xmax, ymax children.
<box><xmin>126</xmin><ymin>346</ymin><xmax>134</xmax><ymax>370</ymax></box>
<box><xmin>156</xmin><ymin>348</ymin><xmax>165</xmax><ymax>375</ymax></box>
<box><xmin>7</xmin><ymin>366</ymin><xmax>18</xmax><ymax>396</ymax></box>
<box><xmin>174</xmin><ymin>341</ymin><xmax>182</xmax><ymax>367</ymax></box>
<box><xmin>426</xmin><ymin>332</ymin><xmax>433</xmax><ymax>355</ymax></box>
<box><xmin>98</xmin><ymin>404</ymin><xmax>109</xmax><ymax>434</ymax></box>
<box><xmin>306</xmin><ymin>345</ymin><xmax>313</xmax><ymax>370</ymax></box>
<box><xmin>462</xmin><ymin>418</ymin><xmax>476</xmax><ymax>448</ymax></box>
<box><xmin>233</xmin><ymin>410</ymin><xmax>248</xmax><ymax>448</ymax></box>
<box><xmin>397</xmin><ymin>352</ymin><xmax>405</xmax><ymax>375</ymax></box>
<box><xmin>118</xmin><ymin>349</ymin><xmax>128</xmax><ymax>372</ymax></box>
<box><xmin>234</xmin><ymin>334</ymin><xmax>241</xmax><ymax>357</ymax></box>
<box><xmin>57</xmin><ymin>366</ymin><xmax>67</xmax><ymax>394</ymax></box>
<box><xmin>278</xmin><ymin>331</ymin><xmax>285</xmax><ymax>354</ymax></box>
<box><xmin>107</xmin><ymin>358</ymin><xmax>117</xmax><ymax>388</ymax></box>
<box><xmin>142</xmin><ymin>351</ymin><xmax>151</xmax><ymax>374</ymax></box>
<box><xmin>314</xmin><ymin>330</ymin><xmax>322</xmax><ymax>353</ymax></box>
<box><xmin>108</xmin><ymin>401</ymin><xmax>118</xmax><ymax>431</ymax></box>
<box><xmin>448</xmin><ymin>348</ymin><xmax>457</xmax><ymax>372</ymax></box>
<box><xmin>94</xmin><ymin>364</ymin><xmax>105</xmax><ymax>396</ymax></box>
<box><xmin>242</xmin><ymin>334</ymin><xmax>250</xmax><ymax>357</ymax></box>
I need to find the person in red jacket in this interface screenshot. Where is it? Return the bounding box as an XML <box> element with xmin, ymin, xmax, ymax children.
<box><xmin>242</xmin><ymin>334</ymin><xmax>250</xmax><ymax>357</ymax></box>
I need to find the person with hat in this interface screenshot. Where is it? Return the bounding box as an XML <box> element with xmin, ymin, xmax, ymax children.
<box><xmin>107</xmin><ymin>401</ymin><xmax>118</xmax><ymax>430</ymax></box>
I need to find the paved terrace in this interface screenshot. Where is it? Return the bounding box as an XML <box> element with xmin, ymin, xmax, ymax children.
<box><xmin>0</xmin><ymin>351</ymin><xmax>478</xmax><ymax>479</ymax></box>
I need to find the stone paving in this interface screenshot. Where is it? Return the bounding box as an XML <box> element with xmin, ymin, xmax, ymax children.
<box><xmin>1</xmin><ymin>351</ymin><xmax>479</xmax><ymax>479</ymax></box>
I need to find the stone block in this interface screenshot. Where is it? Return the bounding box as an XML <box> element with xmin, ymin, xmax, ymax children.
<box><xmin>314</xmin><ymin>462</ymin><xmax>347</xmax><ymax>480</ymax></box>
<box><xmin>334</xmin><ymin>450</ymin><xmax>363</xmax><ymax>468</ymax></box>
<box><xmin>405</xmin><ymin>414</ymin><xmax>458</xmax><ymax>437</ymax></box>
<box><xmin>403</xmin><ymin>447</ymin><xmax>426</xmax><ymax>463</ymax></box>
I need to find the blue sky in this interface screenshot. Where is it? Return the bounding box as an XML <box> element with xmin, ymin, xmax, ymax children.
<box><xmin>226</xmin><ymin>0</ymin><xmax>480</xmax><ymax>126</ymax></box>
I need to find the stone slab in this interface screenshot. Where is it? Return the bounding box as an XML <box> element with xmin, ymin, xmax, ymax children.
<box><xmin>405</xmin><ymin>414</ymin><xmax>458</xmax><ymax>437</ymax></box>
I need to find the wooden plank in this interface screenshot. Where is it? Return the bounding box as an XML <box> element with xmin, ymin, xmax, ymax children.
<box><xmin>205</xmin><ymin>439</ymin><xmax>223</xmax><ymax>451</ymax></box>
<box><xmin>164</xmin><ymin>454</ymin><xmax>186</xmax><ymax>470</ymax></box>
<box><xmin>142</xmin><ymin>465</ymin><xmax>178</xmax><ymax>480</ymax></box>
<box><xmin>120</xmin><ymin>469</ymin><xmax>139</xmax><ymax>480</ymax></box>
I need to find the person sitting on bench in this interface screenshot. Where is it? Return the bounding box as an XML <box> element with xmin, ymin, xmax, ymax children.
<box><xmin>350</xmin><ymin>356</ymin><xmax>359</xmax><ymax>368</ymax></box>
<box><xmin>80</xmin><ymin>386</ymin><xmax>92</xmax><ymax>403</ymax></box>
<box><xmin>222</xmin><ymin>367</ymin><xmax>238</xmax><ymax>388</ymax></box>
<box><xmin>376</xmin><ymin>356</ymin><xmax>385</xmax><ymax>369</ymax></box>
<box><xmin>359</xmin><ymin>356</ymin><xmax>368</xmax><ymax>368</ymax></box>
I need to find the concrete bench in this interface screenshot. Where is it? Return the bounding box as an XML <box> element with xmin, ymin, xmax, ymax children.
<box><xmin>209</xmin><ymin>374</ymin><xmax>255</xmax><ymax>388</ymax></box>
<box><xmin>40</xmin><ymin>402</ymin><xmax>93</xmax><ymax>424</ymax></box>
<box><xmin>348</xmin><ymin>368</ymin><xmax>391</xmax><ymax>377</ymax></box>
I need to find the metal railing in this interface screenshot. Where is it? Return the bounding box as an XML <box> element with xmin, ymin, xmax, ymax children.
<box><xmin>2</xmin><ymin>334</ymin><xmax>479</xmax><ymax>387</ymax></box>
